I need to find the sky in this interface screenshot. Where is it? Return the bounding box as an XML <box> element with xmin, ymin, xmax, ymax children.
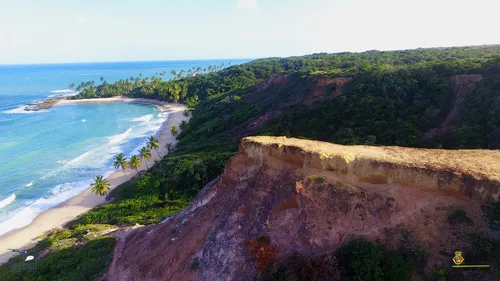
<box><xmin>0</xmin><ymin>0</ymin><xmax>498</xmax><ymax>64</ymax></box>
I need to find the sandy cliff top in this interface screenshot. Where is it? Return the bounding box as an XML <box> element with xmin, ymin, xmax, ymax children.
<box><xmin>242</xmin><ymin>136</ymin><xmax>500</xmax><ymax>182</ymax></box>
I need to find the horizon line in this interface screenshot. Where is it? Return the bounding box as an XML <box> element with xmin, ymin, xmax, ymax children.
<box><xmin>0</xmin><ymin>57</ymin><xmax>258</xmax><ymax>67</ymax></box>
<box><xmin>2</xmin><ymin>43</ymin><xmax>499</xmax><ymax>66</ymax></box>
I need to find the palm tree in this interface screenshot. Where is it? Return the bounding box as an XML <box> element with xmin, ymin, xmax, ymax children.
<box><xmin>129</xmin><ymin>155</ymin><xmax>141</xmax><ymax>175</ymax></box>
<box><xmin>166</xmin><ymin>143</ymin><xmax>172</xmax><ymax>154</ymax></box>
<box><xmin>171</xmin><ymin>126</ymin><xmax>179</xmax><ymax>137</ymax></box>
<box><xmin>147</xmin><ymin>135</ymin><xmax>160</xmax><ymax>158</ymax></box>
<box><xmin>113</xmin><ymin>153</ymin><xmax>128</xmax><ymax>178</ymax></box>
<box><xmin>139</xmin><ymin>147</ymin><xmax>152</xmax><ymax>169</ymax></box>
<box><xmin>91</xmin><ymin>175</ymin><xmax>110</xmax><ymax>196</ymax></box>
<box><xmin>69</xmin><ymin>83</ymin><xmax>75</xmax><ymax>90</ymax></box>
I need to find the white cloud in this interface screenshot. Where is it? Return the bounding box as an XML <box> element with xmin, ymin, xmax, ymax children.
<box><xmin>236</xmin><ymin>0</ymin><xmax>259</xmax><ymax>10</ymax></box>
<box><xmin>75</xmin><ymin>16</ymin><xmax>86</xmax><ymax>24</ymax></box>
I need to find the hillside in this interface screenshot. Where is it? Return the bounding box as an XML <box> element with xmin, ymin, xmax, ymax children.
<box><xmin>1</xmin><ymin>45</ymin><xmax>500</xmax><ymax>281</ymax></box>
<box><xmin>106</xmin><ymin>137</ymin><xmax>500</xmax><ymax>281</ymax></box>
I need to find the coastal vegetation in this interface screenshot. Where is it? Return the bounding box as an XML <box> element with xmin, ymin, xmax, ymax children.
<box><xmin>147</xmin><ymin>136</ymin><xmax>160</xmax><ymax>158</ymax></box>
<box><xmin>2</xmin><ymin>46</ymin><xmax>500</xmax><ymax>280</ymax></box>
<box><xmin>139</xmin><ymin>147</ymin><xmax>152</xmax><ymax>169</ymax></box>
<box><xmin>171</xmin><ymin>125</ymin><xmax>179</xmax><ymax>136</ymax></box>
<box><xmin>112</xmin><ymin>153</ymin><xmax>128</xmax><ymax>179</ymax></box>
<box><xmin>91</xmin><ymin>175</ymin><xmax>110</xmax><ymax>196</ymax></box>
<box><xmin>129</xmin><ymin>155</ymin><xmax>141</xmax><ymax>175</ymax></box>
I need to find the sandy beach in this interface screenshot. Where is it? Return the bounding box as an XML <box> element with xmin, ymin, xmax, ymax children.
<box><xmin>0</xmin><ymin>97</ymin><xmax>189</xmax><ymax>264</ymax></box>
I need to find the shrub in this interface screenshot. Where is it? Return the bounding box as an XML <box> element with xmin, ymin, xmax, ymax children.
<box><xmin>447</xmin><ymin>208</ymin><xmax>473</xmax><ymax>225</ymax></box>
<box><xmin>0</xmin><ymin>237</ymin><xmax>115</xmax><ymax>281</ymax></box>
<box><xmin>340</xmin><ymin>238</ymin><xmax>414</xmax><ymax>281</ymax></box>
<box><xmin>468</xmin><ymin>232</ymin><xmax>494</xmax><ymax>261</ymax></box>
<box><xmin>260</xmin><ymin>238</ymin><xmax>414</xmax><ymax>281</ymax></box>
<box><xmin>259</xmin><ymin>253</ymin><xmax>341</xmax><ymax>281</ymax></box>
<box><xmin>307</xmin><ymin>175</ymin><xmax>325</xmax><ymax>184</ymax></box>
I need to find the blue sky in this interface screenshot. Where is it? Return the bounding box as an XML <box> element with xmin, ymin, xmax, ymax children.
<box><xmin>0</xmin><ymin>0</ymin><xmax>498</xmax><ymax>64</ymax></box>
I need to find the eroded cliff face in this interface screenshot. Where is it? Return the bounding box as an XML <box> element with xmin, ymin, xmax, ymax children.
<box><xmin>106</xmin><ymin>137</ymin><xmax>500</xmax><ymax>281</ymax></box>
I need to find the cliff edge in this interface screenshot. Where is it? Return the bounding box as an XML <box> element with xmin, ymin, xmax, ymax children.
<box><xmin>106</xmin><ymin>136</ymin><xmax>500</xmax><ymax>281</ymax></box>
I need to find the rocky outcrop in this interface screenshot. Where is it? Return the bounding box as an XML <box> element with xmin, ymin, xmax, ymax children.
<box><xmin>106</xmin><ymin>137</ymin><xmax>500</xmax><ymax>281</ymax></box>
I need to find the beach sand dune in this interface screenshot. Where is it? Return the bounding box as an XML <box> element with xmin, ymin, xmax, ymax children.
<box><xmin>0</xmin><ymin>98</ymin><xmax>189</xmax><ymax>264</ymax></box>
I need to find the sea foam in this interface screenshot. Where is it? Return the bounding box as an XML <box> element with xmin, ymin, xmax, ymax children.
<box><xmin>0</xmin><ymin>107</ymin><xmax>168</xmax><ymax>236</ymax></box>
<box><xmin>3</xmin><ymin>105</ymin><xmax>49</xmax><ymax>114</ymax></box>
<box><xmin>108</xmin><ymin>128</ymin><xmax>133</xmax><ymax>144</ymax></box>
<box><xmin>129</xmin><ymin>114</ymin><xmax>154</xmax><ymax>122</ymax></box>
<box><xmin>0</xmin><ymin>179</ymin><xmax>93</xmax><ymax>236</ymax></box>
<box><xmin>50</xmin><ymin>89</ymin><xmax>74</xmax><ymax>93</ymax></box>
<box><xmin>0</xmin><ymin>194</ymin><xmax>16</xmax><ymax>209</ymax></box>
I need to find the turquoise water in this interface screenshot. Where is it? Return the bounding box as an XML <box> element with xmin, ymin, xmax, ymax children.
<box><xmin>0</xmin><ymin>59</ymin><xmax>249</xmax><ymax>235</ymax></box>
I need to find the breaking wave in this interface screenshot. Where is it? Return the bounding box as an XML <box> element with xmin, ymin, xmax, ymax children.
<box><xmin>3</xmin><ymin>105</ymin><xmax>49</xmax><ymax>114</ymax></box>
<box><xmin>0</xmin><ymin>194</ymin><xmax>16</xmax><ymax>209</ymax></box>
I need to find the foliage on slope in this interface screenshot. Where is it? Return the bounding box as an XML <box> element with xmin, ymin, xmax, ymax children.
<box><xmin>2</xmin><ymin>46</ymin><xmax>500</xmax><ymax>280</ymax></box>
<box><xmin>70</xmin><ymin>45</ymin><xmax>500</xmax><ymax>106</ymax></box>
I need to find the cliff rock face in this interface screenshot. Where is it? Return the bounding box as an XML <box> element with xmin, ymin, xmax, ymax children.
<box><xmin>106</xmin><ymin>137</ymin><xmax>500</xmax><ymax>281</ymax></box>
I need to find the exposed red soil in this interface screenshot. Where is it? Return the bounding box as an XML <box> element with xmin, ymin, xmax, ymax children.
<box><xmin>105</xmin><ymin>137</ymin><xmax>500</xmax><ymax>281</ymax></box>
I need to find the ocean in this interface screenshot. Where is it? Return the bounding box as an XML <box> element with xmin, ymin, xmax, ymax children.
<box><xmin>0</xmin><ymin>59</ymin><xmax>250</xmax><ymax>236</ymax></box>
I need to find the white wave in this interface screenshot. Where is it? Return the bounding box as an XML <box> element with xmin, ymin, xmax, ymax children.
<box><xmin>46</xmin><ymin>111</ymin><xmax>167</xmax><ymax>180</ymax></box>
<box><xmin>81</xmin><ymin>119</ymin><xmax>86</xmax><ymax>122</ymax></box>
<box><xmin>3</xmin><ymin>105</ymin><xmax>49</xmax><ymax>114</ymax></box>
<box><xmin>0</xmin><ymin>109</ymin><xmax>170</xmax><ymax>235</ymax></box>
<box><xmin>0</xmin><ymin>194</ymin><xmax>16</xmax><ymax>209</ymax></box>
<box><xmin>129</xmin><ymin>114</ymin><xmax>153</xmax><ymax>122</ymax></box>
<box><xmin>48</xmin><ymin>89</ymin><xmax>77</xmax><ymax>98</ymax></box>
<box><xmin>50</xmin><ymin>89</ymin><xmax>73</xmax><ymax>93</ymax></box>
<box><xmin>26</xmin><ymin>181</ymin><xmax>33</xmax><ymax>187</ymax></box>
<box><xmin>108</xmin><ymin>128</ymin><xmax>133</xmax><ymax>144</ymax></box>
<box><xmin>0</xmin><ymin>179</ymin><xmax>93</xmax><ymax>236</ymax></box>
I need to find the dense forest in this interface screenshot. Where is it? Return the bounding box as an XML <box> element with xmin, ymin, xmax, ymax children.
<box><xmin>2</xmin><ymin>45</ymin><xmax>500</xmax><ymax>281</ymax></box>
<box><xmin>71</xmin><ymin>45</ymin><xmax>500</xmax><ymax>149</ymax></box>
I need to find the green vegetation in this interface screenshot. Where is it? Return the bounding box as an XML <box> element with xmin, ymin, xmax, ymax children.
<box><xmin>113</xmin><ymin>153</ymin><xmax>128</xmax><ymax>178</ymax></box>
<box><xmin>447</xmin><ymin>208</ymin><xmax>474</xmax><ymax>225</ymax></box>
<box><xmin>259</xmin><ymin>239</ymin><xmax>414</xmax><ymax>281</ymax></box>
<box><xmin>0</xmin><ymin>234</ymin><xmax>115</xmax><ymax>281</ymax></box>
<box><xmin>139</xmin><ymin>147</ymin><xmax>152</xmax><ymax>169</ymax></box>
<box><xmin>469</xmin><ymin>232</ymin><xmax>494</xmax><ymax>260</ymax></box>
<box><xmin>307</xmin><ymin>175</ymin><xmax>325</xmax><ymax>184</ymax></box>
<box><xmin>484</xmin><ymin>202</ymin><xmax>500</xmax><ymax>230</ymax></box>
<box><xmin>3</xmin><ymin>46</ymin><xmax>500</xmax><ymax>280</ymax></box>
<box><xmin>91</xmin><ymin>175</ymin><xmax>110</xmax><ymax>196</ymax></box>
<box><xmin>171</xmin><ymin>125</ymin><xmax>179</xmax><ymax>136</ymax></box>
<box><xmin>129</xmin><ymin>155</ymin><xmax>141</xmax><ymax>175</ymax></box>
<box><xmin>147</xmin><ymin>135</ymin><xmax>160</xmax><ymax>158</ymax></box>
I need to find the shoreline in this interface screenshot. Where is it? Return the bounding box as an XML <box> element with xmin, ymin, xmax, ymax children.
<box><xmin>0</xmin><ymin>98</ymin><xmax>189</xmax><ymax>264</ymax></box>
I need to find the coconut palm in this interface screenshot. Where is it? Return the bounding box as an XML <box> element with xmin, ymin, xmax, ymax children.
<box><xmin>147</xmin><ymin>135</ymin><xmax>160</xmax><ymax>158</ymax></box>
<box><xmin>171</xmin><ymin>126</ymin><xmax>179</xmax><ymax>137</ymax></box>
<box><xmin>91</xmin><ymin>175</ymin><xmax>110</xmax><ymax>196</ymax></box>
<box><xmin>129</xmin><ymin>155</ymin><xmax>141</xmax><ymax>175</ymax></box>
<box><xmin>113</xmin><ymin>153</ymin><xmax>128</xmax><ymax>178</ymax></box>
<box><xmin>139</xmin><ymin>147</ymin><xmax>152</xmax><ymax>169</ymax></box>
<box><xmin>69</xmin><ymin>83</ymin><xmax>75</xmax><ymax>90</ymax></box>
